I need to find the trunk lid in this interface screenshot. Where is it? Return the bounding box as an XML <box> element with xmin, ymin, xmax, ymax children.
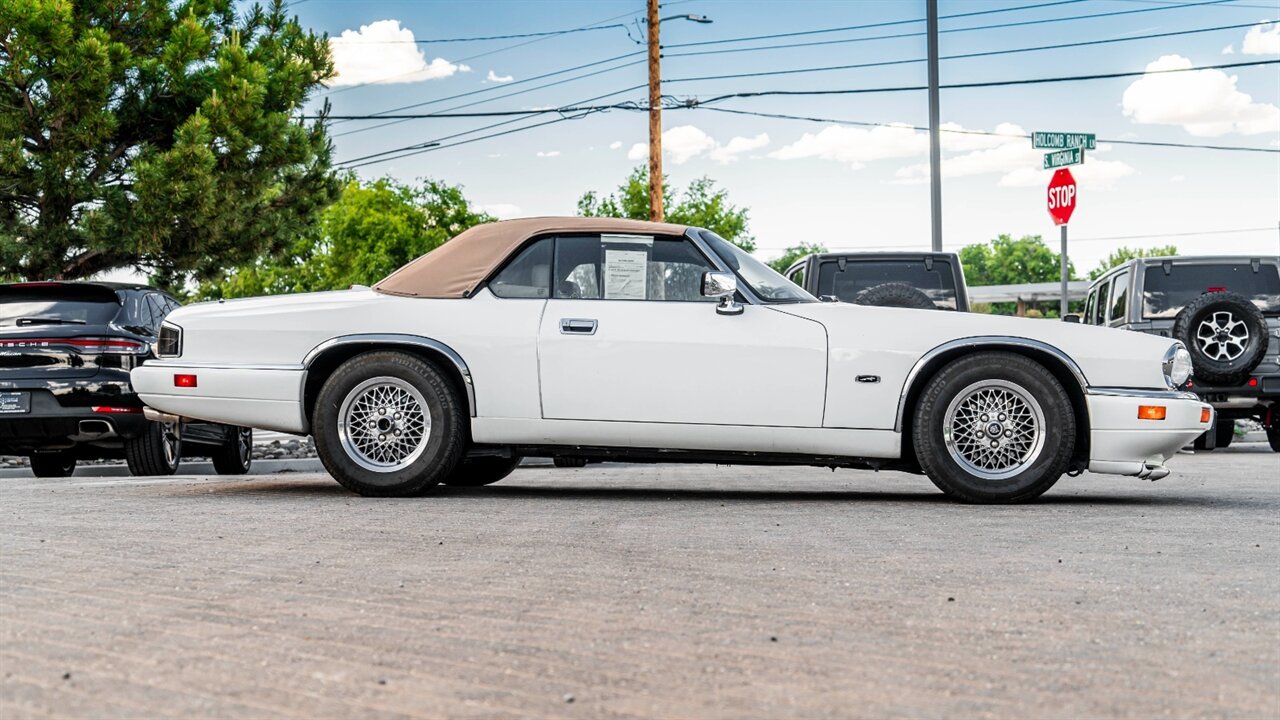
<box><xmin>0</xmin><ymin>283</ymin><xmax>145</xmax><ymax>380</ymax></box>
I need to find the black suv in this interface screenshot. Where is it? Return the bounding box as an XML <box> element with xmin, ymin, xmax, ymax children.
<box><xmin>0</xmin><ymin>282</ymin><xmax>253</xmax><ymax>477</ymax></box>
<box><xmin>784</xmin><ymin>252</ymin><xmax>969</xmax><ymax>311</ymax></box>
<box><xmin>1082</xmin><ymin>256</ymin><xmax>1279</xmax><ymax>451</ymax></box>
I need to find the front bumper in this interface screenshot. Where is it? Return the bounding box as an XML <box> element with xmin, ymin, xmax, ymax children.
<box><xmin>1086</xmin><ymin>388</ymin><xmax>1213</xmax><ymax>479</ymax></box>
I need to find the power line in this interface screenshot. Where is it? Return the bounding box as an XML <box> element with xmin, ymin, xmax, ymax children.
<box><xmin>664</xmin><ymin>0</ymin><xmax>1239</xmax><ymax>58</ymax></box>
<box><xmin>664</xmin><ymin>20</ymin><xmax>1268</xmax><ymax>85</ymax></box>
<box><xmin>689</xmin><ymin>59</ymin><xmax>1280</xmax><ymax>104</ymax></box>
<box><xmin>337</xmin><ymin>24</ymin><xmax>630</xmax><ymax>44</ymax></box>
<box><xmin>664</xmin><ymin>0</ymin><xmax>1089</xmax><ymax>49</ymax></box>
<box><xmin>697</xmin><ymin>107</ymin><xmax>1280</xmax><ymax>154</ymax></box>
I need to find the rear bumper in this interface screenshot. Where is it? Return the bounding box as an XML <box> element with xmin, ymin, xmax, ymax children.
<box><xmin>0</xmin><ymin>391</ymin><xmax>148</xmax><ymax>453</ymax></box>
<box><xmin>132</xmin><ymin>363</ymin><xmax>306</xmax><ymax>433</ymax></box>
<box><xmin>1086</xmin><ymin>388</ymin><xmax>1213</xmax><ymax>479</ymax></box>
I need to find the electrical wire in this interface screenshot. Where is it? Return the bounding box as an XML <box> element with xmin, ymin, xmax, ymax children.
<box><xmin>664</xmin><ymin>0</ymin><xmax>1239</xmax><ymax>58</ymax></box>
<box><xmin>664</xmin><ymin>21</ymin><xmax>1270</xmax><ymax>84</ymax></box>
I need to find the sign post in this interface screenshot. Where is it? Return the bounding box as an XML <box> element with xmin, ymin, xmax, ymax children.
<box><xmin>1047</xmin><ymin>168</ymin><xmax>1077</xmax><ymax>318</ymax></box>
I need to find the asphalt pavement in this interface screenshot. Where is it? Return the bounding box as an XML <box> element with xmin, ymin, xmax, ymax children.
<box><xmin>1</xmin><ymin>445</ymin><xmax>1276</xmax><ymax>718</ymax></box>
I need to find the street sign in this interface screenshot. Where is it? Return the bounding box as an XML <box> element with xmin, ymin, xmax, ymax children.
<box><xmin>1047</xmin><ymin>168</ymin><xmax>1076</xmax><ymax>226</ymax></box>
<box><xmin>1043</xmin><ymin>147</ymin><xmax>1083</xmax><ymax>170</ymax></box>
<box><xmin>1032</xmin><ymin>131</ymin><xmax>1096</xmax><ymax>150</ymax></box>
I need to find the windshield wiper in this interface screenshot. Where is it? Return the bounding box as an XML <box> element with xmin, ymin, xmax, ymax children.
<box><xmin>15</xmin><ymin>317</ymin><xmax>87</xmax><ymax>326</ymax></box>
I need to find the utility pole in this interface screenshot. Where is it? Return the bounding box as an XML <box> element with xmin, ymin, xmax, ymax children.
<box><xmin>926</xmin><ymin>0</ymin><xmax>942</xmax><ymax>252</ymax></box>
<box><xmin>1060</xmin><ymin>225</ymin><xmax>1069</xmax><ymax>318</ymax></box>
<box><xmin>647</xmin><ymin>0</ymin><xmax>663</xmax><ymax>222</ymax></box>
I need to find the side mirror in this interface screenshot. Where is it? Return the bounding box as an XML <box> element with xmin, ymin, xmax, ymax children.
<box><xmin>702</xmin><ymin>271</ymin><xmax>744</xmax><ymax>316</ymax></box>
<box><xmin>1062</xmin><ymin>313</ymin><xmax>1082</xmax><ymax>323</ymax></box>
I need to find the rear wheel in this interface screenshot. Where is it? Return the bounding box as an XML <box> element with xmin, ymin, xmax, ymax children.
<box><xmin>912</xmin><ymin>352</ymin><xmax>1075</xmax><ymax>503</ymax></box>
<box><xmin>313</xmin><ymin>351</ymin><xmax>465</xmax><ymax>497</ymax></box>
<box><xmin>442</xmin><ymin>455</ymin><xmax>521</xmax><ymax>486</ymax></box>
<box><xmin>29</xmin><ymin>451</ymin><xmax>76</xmax><ymax>478</ymax></box>
<box><xmin>211</xmin><ymin>426</ymin><xmax>253</xmax><ymax>475</ymax></box>
<box><xmin>1268</xmin><ymin>424</ymin><xmax>1280</xmax><ymax>453</ymax></box>
<box><xmin>1214</xmin><ymin>419</ymin><xmax>1235</xmax><ymax>449</ymax></box>
<box><xmin>125</xmin><ymin>421</ymin><xmax>181</xmax><ymax>476</ymax></box>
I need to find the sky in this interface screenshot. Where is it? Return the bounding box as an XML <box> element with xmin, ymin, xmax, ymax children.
<box><xmin>290</xmin><ymin>0</ymin><xmax>1280</xmax><ymax>275</ymax></box>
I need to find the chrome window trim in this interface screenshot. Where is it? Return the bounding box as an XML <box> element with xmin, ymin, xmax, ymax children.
<box><xmin>302</xmin><ymin>334</ymin><xmax>477</xmax><ymax>418</ymax></box>
<box><xmin>894</xmin><ymin>336</ymin><xmax>1090</xmax><ymax>433</ymax></box>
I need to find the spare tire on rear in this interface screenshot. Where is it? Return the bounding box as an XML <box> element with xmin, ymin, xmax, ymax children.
<box><xmin>853</xmin><ymin>282</ymin><xmax>936</xmax><ymax>310</ymax></box>
<box><xmin>1172</xmin><ymin>291</ymin><xmax>1268</xmax><ymax>386</ymax></box>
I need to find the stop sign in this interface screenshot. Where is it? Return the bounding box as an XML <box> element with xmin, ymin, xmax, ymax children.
<box><xmin>1046</xmin><ymin>168</ymin><xmax>1077</xmax><ymax>226</ymax></box>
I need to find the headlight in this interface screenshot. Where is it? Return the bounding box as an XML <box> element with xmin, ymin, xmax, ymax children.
<box><xmin>1163</xmin><ymin>344</ymin><xmax>1192</xmax><ymax>388</ymax></box>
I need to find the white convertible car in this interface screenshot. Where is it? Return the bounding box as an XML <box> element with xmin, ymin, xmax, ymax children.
<box><xmin>132</xmin><ymin>217</ymin><xmax>1211</xmax><ymax>502</ymax></box>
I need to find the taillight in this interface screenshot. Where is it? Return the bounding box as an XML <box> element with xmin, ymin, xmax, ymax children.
<box><xmin>174</xmin><ymin>374</ymin><xmax>197</xmax><ymax>388</ymax></box>
<box><xmin>155</xmin><ymin>323</ymin><xmax>182</xmax><ymax>358</ymax></box>
<box><xmin>92</xmin><ymin>406</ymin><xmax>142</xmax><ymax>413</ymax></box>
<box><xmin>0</xmin><ymin>337</ymin><xmax>146</xmax><ymax>354</ymax></box>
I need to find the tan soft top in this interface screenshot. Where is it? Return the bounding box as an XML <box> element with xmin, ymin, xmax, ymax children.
<box><xmin>374</xmin><ymin>216</ymin><xmax>690</xmax><ymax>299</ymax></box>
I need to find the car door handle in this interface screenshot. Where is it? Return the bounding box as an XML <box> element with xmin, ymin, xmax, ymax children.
<box><xmin>560</xmin><ymin>318</ymin><xmax>598</xmax><ymax>335</ymax></box>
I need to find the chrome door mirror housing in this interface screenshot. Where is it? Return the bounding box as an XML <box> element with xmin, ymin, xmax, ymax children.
<box><xmin>702</xmin><ymin>271</ymin><xmax>744</xmax><ymax>316</ymax></box>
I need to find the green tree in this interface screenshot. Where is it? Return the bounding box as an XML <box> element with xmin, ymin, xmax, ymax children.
<box><xmin>199</xmin><ymin>176</ymin><xmax>493</xmax><ymax>299</ymax></box>
<box><xmin>578</xmin><ymin>165</ymin><xmax>755</xmax><ymax>251</ymax></box>
<box><xmin>1088</xmin><ymin>245</ymin><xmax>1177</xmax><ymax>280</ymax></box>
<box><xmin>0</xmin><ymin>0</ymin><xmax>338</xmax><ymax>286</ymax></box>
<box><xmin>959</xmin><ymin>234</ymin><xmax>1077</xmax><ymax>317</ymax></box>
<box><xmin>767</xmin><ymin>243</ymin><xmax>827</xmax><ymax>274</ymax></box>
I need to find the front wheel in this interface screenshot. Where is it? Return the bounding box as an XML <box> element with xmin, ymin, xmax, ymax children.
<box><xmin>313</xmin><ymin>351</ymin><xmax>466</xmax><ymax>497</ymax></box>
<box><xmin>912</xmin><ymin>351</ymin><xmax>1076</xmax><ymax>503</ymax></box>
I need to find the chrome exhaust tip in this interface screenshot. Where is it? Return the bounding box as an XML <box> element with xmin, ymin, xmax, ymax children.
<box><xmin>76</xmin><ymin>419</ymin><xmax>113</xmax><ymax>437</ymax></box>
<box><xmin>143</xmin><ymin>407</ymin><xmax>182</xmax><ymax>424</ymax></box>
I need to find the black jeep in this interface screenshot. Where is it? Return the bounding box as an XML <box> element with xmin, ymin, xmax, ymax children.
<box><xmin>0</xmin><ymin>282</ymin><xmax>253</xmax><ymax>476</ymax></box>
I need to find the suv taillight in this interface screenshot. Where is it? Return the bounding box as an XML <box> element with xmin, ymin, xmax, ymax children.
<box><xmin>155</xmin><ymin>323</ymin><xmax>182</xmax><ymax>358</ymax></box>
<box><xmin>0</xmin><ymin>337</ymin><xmax>146</xmax><ymax>354</ymax></box>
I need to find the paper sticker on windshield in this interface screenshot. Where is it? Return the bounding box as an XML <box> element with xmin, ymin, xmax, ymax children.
<box><xmin>604</xmin><ymin>249</ymin><xmax>647</xmax><ymax>300</ymax></box>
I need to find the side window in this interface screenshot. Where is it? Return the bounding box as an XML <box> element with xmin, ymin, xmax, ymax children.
<box><xmin>1084</xmin><ymin>289</ymin><xmax>1097</xmax><ymax>325</ymax></box>
<box><xmin>1109</xmin><ymin>271</ymin><xmax>1129</xmax><ymax>324</ymax></box>
<box><xmin>489</xmin><ymin>238</ymin><xmax>553</xmax><ymax>299</ymax></box>
<box><xmin>1093</xmin><ymin>279</ymin><xmax>1110</xmax><ymax>325</ymax></box>
<box><xmin>552</xmin><ymin>234</ymin><xmax>715</xmax><ymax>302</ymax></box>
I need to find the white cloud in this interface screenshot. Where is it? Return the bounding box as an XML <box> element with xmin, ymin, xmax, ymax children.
<box><xmin>480</xmin><ymin>203</ymin><xmax>522</xmax><ymax>219</ymax></box>
<box><xmin>769</xmin><ymin>123</ymin><xmax>926</xmax><ymax>168</ymax></box>
<box><xmin>486</xmin><ymin>70</ymin><xmax>514</xmax><ymax>83</ymax></box>
<box><xmin>609</xmin><ymin>140</ymin><xmax>622</xmax><ymax>150</ymax></box>
<box><xmin>535</xmin><ymin>150</ymin><xmax>560</xmax><ymax>158</ymax></box>
<box><xmin>1121</xmin><ymin>54</ymin><xmax>1280</xmax><ymax>136</ymax></box>
<box><xmin>708</xmin><ymin>133</ymin><xmax>770</xmax><ymax>163</ymax></box>
<box><xmin>328</xmin><ymin>20</ymin><xmax>467</xmax><ymax>86</ymax></box>
<box><xmin>1222</xmin><ymin>44</ymin><xmax>1235</xmax><ymax>55</ymax></box>
<box><xmin>1243</xmin><ymin>21</ymin><xmax>1280</xmax><ymax>55</ymax></box>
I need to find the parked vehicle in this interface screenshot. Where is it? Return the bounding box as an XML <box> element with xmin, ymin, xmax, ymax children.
<box><xmin>1082</xmin><ymin>256</ymin><xmax>1279</xmax><ymax>452</ymax></box>
<box><xmin>133</xmin><ymin>217</ymin><xmax>1210</xmax><ymax>503</ymax></box>
<box><xmin>0</xmin><ymin>281</ymin><xmax>253</xmax><ymax>476</ymax></box>
<box><xmin>783</xmin><ymin>252</ymin><xmax>969</xmax><ymax>311</ymax></box>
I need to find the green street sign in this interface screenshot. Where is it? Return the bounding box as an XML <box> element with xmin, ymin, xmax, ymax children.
<box><xmin>1032</xmin><ymin>131</ymin><xmax>1096</xmax><ymax>150</ymax></box>
<box><xmin>1043</xmin><ymin>147</ymin><xmax>1084</xmax><ymax>169</ymax></box>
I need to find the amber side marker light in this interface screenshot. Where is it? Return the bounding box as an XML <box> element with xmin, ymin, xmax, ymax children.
<box><xmin>1200</xmin><ymin>408</ymin><xmax>1212</xmax><ymax>423</ymax></box>
<box><xmin>1138</xmin><ymin>405</ymin><xmax>1167</xmax><ymax>421</ymax></box>
<box><xmin>174</xmin><ymin>374</ymin><xmax>198</xmax><ymax>388</ymax></box>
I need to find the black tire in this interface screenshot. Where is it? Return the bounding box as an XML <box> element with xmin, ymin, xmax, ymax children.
<box><xmin>1214</xmin><ymin>419</ymin><xmax>1235</xmax><ymax>449</ymax></box>
<box><xmin>1267</xmin><ymin>424</ymin><xmax>1280</xmax><ymax>453</ymax></box>
<box><xmin>912</xmin><ymin>351</ymin><xmax>1075</xmax><ymax>503</ymax></box>
<box><xmin>211</xmin><ymin>426</ymin><xmax>253</xmax><ymax>475</ymax></box>
<box><xmin>313</xmin><ymin>351</ymin><xmax>465</xmax><ymax>497</ymax></box>
<box><xmin>29</xmin><ymin>451</ymin><xmax>76</xmax><ymax>478</ymax></box>
<box><xmin>1172</xmin><ymin>291</ymin><xmax>1268</xmax><ymax>386</ymax></box>
<box><xmin>125</xmin><ymin>421</ymin><xmax>181</xmax><ymax>477</ymax></box>
<box><xmin>853</xmin><ymin>282</ymin><xmax>936</xmax><ymax>310</ymax></box>
<box><xmin>553</xmin><ymin>456</ymin><xmax>588</xmax><ymax>468</ymax></box>
<box><xmin>442</xmin><ymin>455</ymin><xmax>521</xmax><ymax>486</ymax></box>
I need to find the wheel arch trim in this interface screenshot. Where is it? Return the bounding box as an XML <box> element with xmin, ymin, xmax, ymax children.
<box><xmin>302</xmin><ymin>334</ymin><xmax>477</xmax><ymax>423</ymax></box>
<box><xmin>894</xmin><ymin>336</ymin><xmax>1090</xmax><ymax>433</ymax></box>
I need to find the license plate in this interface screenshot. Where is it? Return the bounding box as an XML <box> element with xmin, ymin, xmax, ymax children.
<box><xmin>0</xmin><ymin>391</ymin><xmax>30</xmax><ymax>414</ymax></box>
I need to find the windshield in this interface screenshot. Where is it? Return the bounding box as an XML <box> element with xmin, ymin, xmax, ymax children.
<box><xmin>1142</xmin><ymin>263</ymin><xmax>1280</xmax><ymax>318</ymax></box>
<box><xmin>700</xmin><ymin>231</ymin><xmax>816</xmax><ymax>304</ymax></box>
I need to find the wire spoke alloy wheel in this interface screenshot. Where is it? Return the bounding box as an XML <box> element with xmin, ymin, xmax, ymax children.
<box><xmin>943</xmin><ymin>379</ymin><xmax>1047</xmax><ymax>481</ymax></box>
<box><xmin>338</xmin><ymin>376</ymin><xmax>432</xmax><ymax>473</ymax></box>
<box><xmin>1196</xmin><ymin>310</ymin><xmax>1249</xmax><ymax>361</ymax></box>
